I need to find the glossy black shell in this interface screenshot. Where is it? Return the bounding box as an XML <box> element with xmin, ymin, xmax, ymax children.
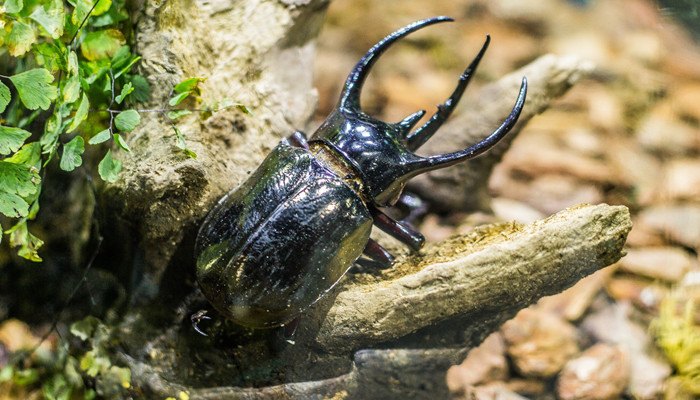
<box><xmin>195</xmin><ymin>144</ymin><xmax>373</xmax><ymax>328</ymax></box>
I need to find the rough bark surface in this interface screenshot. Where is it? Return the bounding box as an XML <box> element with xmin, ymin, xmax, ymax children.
<box><xmin>93</xmin><ymin>2</ymin><xmax>631</xmax><ymax>399</ymax></box>
<box><xmin>120</xmin><ymin>204</ymin><xmax>631</xmax><ymax>399</ymax></box>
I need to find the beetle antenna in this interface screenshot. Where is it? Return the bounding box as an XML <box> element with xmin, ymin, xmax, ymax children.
<box><xmin>404</xmin><ymin>77</ymin><xmax>527</xmax><ymax>175</ymax></box>
<box><xmin>406</xmin><ymin>35</ymin><xmax>490</xmax><ymax>151</ymax></box>
<box><xmin>339</xmin><ymin>16</ymin><xmax>453</xmax><ymax>112</ymax></box>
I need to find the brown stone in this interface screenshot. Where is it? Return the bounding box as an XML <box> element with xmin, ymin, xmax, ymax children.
<box><xmin>637</xmin><ymin>205</ymin><xmax>700</xmax><ymax>249</ymax></box>
<box><xmin>556</xmin><ymin>344</ymin><xmax>629</xmax><ymax>400</ymax></box>
<box><xmin>501</xmin><ymin>308</ymin><xmax>580</xmax><ymax>378</ymax></box>
<box><xmin>446</xmin><ymin>332</ymin><xmax>508</xmax><ymax>394</ymax></box>
<box><xmin>538</xmin><ymin>266</ymin><xmax>616</xmax><ymax>321</ymax></box>
<box><xmin>619</xmin><ymin>246</ymin><xmax>694</xmax><ymax>282</ymax></box>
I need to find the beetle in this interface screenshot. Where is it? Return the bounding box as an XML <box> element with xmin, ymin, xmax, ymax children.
<box><xmin>194</xmin><ymin>16</ymin><xmax>527</xmax><ymax>335</ymax></box>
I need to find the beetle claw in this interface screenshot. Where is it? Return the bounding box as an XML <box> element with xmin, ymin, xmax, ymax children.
<box><xmin>282</xmin><ymin>316</ymin><xmax>301</xmax><ymax>344</ymax></box>
<box><xmin>191</xmin><ymin>309</ymin><xmax>212</xmax><ymax>336</ymax></box>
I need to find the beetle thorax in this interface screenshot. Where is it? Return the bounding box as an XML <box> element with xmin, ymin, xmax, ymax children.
<box><xmin>310</xmin><ymin>109</ymin><xmax>420</xmax><ymax>207</ymax></box>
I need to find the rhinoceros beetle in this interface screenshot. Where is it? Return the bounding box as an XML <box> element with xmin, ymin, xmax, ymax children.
<box><xmin>194</xmin><ymin>17</ymin><xmax>527</xmax><ymax>335</ymax></box>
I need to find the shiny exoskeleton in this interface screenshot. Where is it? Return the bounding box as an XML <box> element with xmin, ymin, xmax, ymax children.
<box><xmin>194</xmin><ymin>17</ymin><xmax>527</xmax><ymax>331</ymax></box>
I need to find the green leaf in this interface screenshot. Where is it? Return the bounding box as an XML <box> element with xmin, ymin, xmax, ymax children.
<box><xmin>0</xmin><ymin>161</ymin><xmax>41</xmax><ymax>198</ymax></box>
<box><xmin>32</xmin><ymin>41</ymin><xmax>65</xmax><ymax>72</ymax></box>
<box><xmin>68</xmin><ymin>51</ymin><xmax>79</xmax><ymax>76</ymax></box>
<box><xmin>0</xmin><ymin>191</ymin><xmax>29</xmax><ymax>218</ymax></box>
<box><xmin>0</xmin><ymin>82</ymin><xmax>10</xmax><ymax>113</ymax></box>
<box><xmin>29</xmin><ymin>0</ymin><xmax>65</xmax><ymax>39</ymax></box>
<box><xmin>115</xmin><ymin>82</ymin><xmax>133</xmax><ymax>104</ymax></box>
<box><xmin>114</xmin><ymin>55</ymin><xmax>140</xmax><ymax>79</ymax></box>
<box><xmin>4</xmin><ymin>0</ymin><xmax>23</xmax><ymax>14</ymax></box>
<box><xmin>60</xmin><ymin>136</ymin><xmax>84</xmax><ymax>171</ymax></box>
<box><xmin>70</xmin><ymin>316</ymin><xmax>99</xmax><ymax>341</ymax></box>
<box><xmin>92</xmin><ymin>0</ymin><xmax>112</xmax><ymax>16</ymax></box>
<box><xmin>9</xmin><ymin>69</ymin><xmax>58</xmax><ymax>111</ymax></box>
<box><xmin>114</xmin><ymin>110</ymin><xmax>140</xmax><ymax>132</ymax></box>
<box><xmin>216</xmin><ymin>98</ymin><xmax>253</xmax><ymax>115</ymax></box>
<box><xmin>80</xmin><ymin>29</ymin><xmax>126</xmax><ymax>61</ymax></box>
<box><xmin>5</xmin><ymin>220</ymin><xmax>43</xmax><ymax>262</ymax></box>
<box><xmin>7</xmin><ymin>20</ymin><xmax>36</xmax><ymax>56</ymax></box>
<box><xmin>168</xmin><ymin>91</ymin><xmax>190</xmax><ymax>107</ymax></box>
<box><xmin>80</xmin><ymin>349</ymin><xmax>109</xmax><ymax>377</ymax></box>
<box><xmin>41</xmin><ymin>374</ymin><xmax>72</xmax><ymax>400</ymax></box>
<box><xmin>0</xmin><ymin>365</ymin><xmax>13</xmax><ymax>383</ymax></box>
<box><xmin>129</xmin><ymin>75</ymin><xmax>150</xmax><ymax>102</ymax></box>
<box><xmin>0</xmin><ymin>161</ymin><xmax>39</xmax><ymax>218</ymax></box>
<box><xmin>98</xmin><ymin>150</ymin><xmax>122</xmax><ymax>183</ymax></box>
<box><xmin>5</xmin><ymin>142</ymin><xmax>42</xmax><ymax>169</ymax></box>
<box><xmin>41</xmin><ymin>112</ymin><xmax>62</xmax><ymax>155</ymax></box>
<box><xmin>27</xmin><ymin>194</ymin><xmax>39</xmax><ymax>219</ymax></box>
<box><xmin>113</xmin><ymin>133</ymin><xmax>130</xmax><ymax>152</ymax></box>
<box><xmin>173</xmin><ymin>125</ymin><xmax>196</xmax><ymax>159</ymax></box>
<box><xmin>91</xmin><ymin>3</ymin><xmax>127</xmax><ymax>27</ymax></box>
<box><xmin>63</xmin><ymin>76</ymin><xmax>81</xmax><ymax>103</ymax></box>
<box><xmin>67</xmin><ymin>92</ymin><xmax>89</xmax><ymax>133</ymax></box>
<box><xmin>0</xmin><ymin>125</ymin><xmax>31</xmax><ymax>155</ymax></box>
<box><xmin>88</xmin><ymin>129</ymin><xmax>111</xmax><ymax>145</ymax></box>
<box><xmin>71</xmin><ymin>0</ymin><xmax>110</xmax><ymax>25</ymax></box>
<box><xmin>167</xmin><ymin>110</ymin><xmax>191</xmax><ymax>120</ymax></box>
<box><xmin>12</xmin><ymin>367</ymin><xmax>40</xmax><ymax>385</ymax></box>
<box><xmin>107</xmin><ymin>365</ymin><xmax>131</xmax><ymax>389</ymax></box>
<box><xmin>174</xmin><ymin>77</ymin><xmax>206</xmax><ymax>93</ymax></box>
<box><xmin>110</xmin><ymin>45</ymin><xmax>130</xmax><ymax>66</ymax></box>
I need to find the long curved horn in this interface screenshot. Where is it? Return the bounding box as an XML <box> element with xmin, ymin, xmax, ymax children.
<box><xmin>403</xmin><ymin>77</ymin><xmax>528</xmax><ymax>175</ymax></box>
<box><xmin>406</xmin><ymin>35</ymin><xmax>490</xmax><ymax>151</ymax></box>
<box><xmin>339</xmin><ymin>16</ymin><xmax>453</xmax><ymax>112</ymax></box>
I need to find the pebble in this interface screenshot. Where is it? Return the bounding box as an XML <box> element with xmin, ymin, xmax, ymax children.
<box><xmin>466</xmin><ymin>383</ymin><xmax>529</xmax><ymax>400</ymax></box>
<box><xmin>446</xmin><ymin>332</ymin><xmax>508</xmax><ymax>391</ymax></box>
<box><xmin>556</xmin><ymin>343</ymin><xmax>629</xmax><ymax>400</ymax></box>
<box><xmin>606</xmin><ymin>139</ymin><xmax>663</xmax><ymax>207</ymax></box>
<box><xmin>660</xmin><ymin>159</ymin><xmax>700</xmax><ymax>202</ymax></box>
<box><xmin>636</xmin><ymin>107</ymin><xmax>700</xmax><ymax>157</ymax></box>
<box><xmin>501</xmin><ymin>308</ymin><xmax>580</xmax><ymax>378</ymax></box>
<box><xmin>636</xmin><ymin>204</ymin><xmax>700</xmax><ymax>249</ymax></box>
<box><xmin>605</xmin><ymin>275</ymin><xmax>660</xmax><ymax>308</ymax></box>
<box><xmin>581</xmin><ymin>301</ymin><xmax>649</xmax><ymax>350</ymax></box>
<box><xmin>626</xmin><ymin>351</ymin><xmax>671</xmax><ymax>399</ymax></box>
<box><xmin>537</xmin><ymin>267</ymin><xmax>615</xmax><ymax>321</ymax></box>
<box><xmin>619</xmin><ymin>246</ymin><xmax>694</xmax><ymax>282</ymax></box>
<box><xmin>581</xmin><ymin>302</ymin><xmax>670</xmax><ymax>399</ymax></box>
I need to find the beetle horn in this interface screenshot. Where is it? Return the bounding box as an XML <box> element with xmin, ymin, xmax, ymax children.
<box><xmin>403</xmin><ymin>77</ymin><xmax>528</xmax><ymax>175</ymax></box>
<box><xmin>339</xmin><ymin>16</ymin><xmax>454</xmax><ymax>112</ymax></box>
<box><xmin>397</xmin><ymin>109</ymin><xmax>427</xmax><ymax>134</ymax></box>
<box><xmin>405</xmin><ymin>35</ymin><xmax>490</xmax><ymax>151</ymax></box>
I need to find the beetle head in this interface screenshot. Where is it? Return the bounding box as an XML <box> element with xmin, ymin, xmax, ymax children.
<box><xmin>311</xmin><ymin>17</ymin><xmax>527</xmax><ymax>207</ymax></box>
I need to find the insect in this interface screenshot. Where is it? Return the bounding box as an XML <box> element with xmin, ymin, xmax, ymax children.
<box><xmin>194</xmin><ymin>16</ymin><xmax>527</xmax><ymax>335</ymax></box>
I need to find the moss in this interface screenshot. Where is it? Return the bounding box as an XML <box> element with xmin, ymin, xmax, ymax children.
<box><xmin>651</xmin><ymin>290</ymin><xmax>700</xmax><ymax>396</ymax></box>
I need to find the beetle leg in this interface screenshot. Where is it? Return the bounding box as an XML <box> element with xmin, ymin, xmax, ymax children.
<box><xmin>395</xmin><ymin>192</ymin><xmax>428</xmax><ymax>225</ymax></box>
<box><xmin>191</xmin><ymin>309</ymin><xmax>212</xmax><ymax>336</ymax></box>
<box><xmin>362</xmin><ymin>238</ymin><xmax>395</xmax><ymax>267</ymax></box>
<box><xmin>282</xmin><ymin>130</ymin><xmax>310</xmax><ymax>149</ymax></box>
<box><xmin>369</xmin><ymin>205</ymin><xmax>425</xmax><ymax>252</ymax></box>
